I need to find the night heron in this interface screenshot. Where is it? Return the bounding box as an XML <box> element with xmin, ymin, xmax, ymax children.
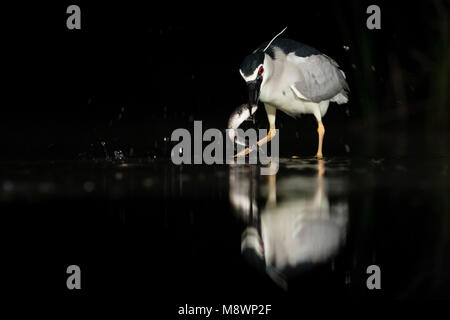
<box><xmin>231</xmin><ymin>160</ymin><xmax>348</xmax><ymax>288</ymax></box>
<box><xmin>236</xmin><ymin>28</ymin><xmax>349</xmax><ymax>158</ymax></box>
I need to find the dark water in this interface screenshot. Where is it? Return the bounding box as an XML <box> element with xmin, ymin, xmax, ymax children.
<box><xmin>2</xmin><ymin>154</ymin><xmax>449</xmax><ymax>308</ymax></box>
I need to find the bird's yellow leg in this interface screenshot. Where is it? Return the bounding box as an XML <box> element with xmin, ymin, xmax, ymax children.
<box><xmin>234</xmin><ymin>125</ymin><xmax>276</xmax><ymax>157</ymax></box>
<box><xmin>315</xmin><ymin>121</ymin><xmax>325</xmax><ymax>158</ymax></box>
<box><xmin>235</xmin><ymin>104</ymin><xmax>277</xmax><ymax>158</ymax></box>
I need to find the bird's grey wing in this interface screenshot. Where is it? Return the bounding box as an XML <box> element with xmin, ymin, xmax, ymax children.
<box><xmin>290</xmin><ymin>54</ymin><xmax>348</xmax><ymax>103</ymax></box>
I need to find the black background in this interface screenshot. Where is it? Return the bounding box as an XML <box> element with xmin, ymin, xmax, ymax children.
<box><xmin>3</xmin><ymin>0</ymin><xmax>448</xmax><ymax>160</ymax></box>
<box><xmin>2</xmin><ymin>0</ymin><xmax>449</xmax><ymax>313</ymax></box>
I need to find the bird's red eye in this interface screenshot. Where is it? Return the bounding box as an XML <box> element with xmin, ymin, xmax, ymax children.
<box><xmin>258</xmin><ymin>66</ymin><xmax>264</xmax><ymax>75</ymax></box>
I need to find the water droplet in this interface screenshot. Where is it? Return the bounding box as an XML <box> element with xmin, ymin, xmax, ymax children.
<box><xmin>345</xmin><ymin>144</ymin><xmax>351</xmax><ymax>153</ymax></box>
<box><xmin>371</xmin><ymin>158</ymin><xmax>384</xmax><ymax>165</ymax></box>
<box><xmin>343</xmin><ymin>45</ymin><xmax>350</xmax><ymax>51</ymax></box>
<box><xmin>370</xmin><ymin>65</ymin><xmax>376</xmax><ymax>71</ymax></box>
<box><xmin>114</xmin><ymin>150</ymin><xmax>125</xmax><ymax>161</ymax></box>
<box><xmin>100</xmin><ymin>141</ymin><xmax>110</xmax><ymax>160</ymax></box>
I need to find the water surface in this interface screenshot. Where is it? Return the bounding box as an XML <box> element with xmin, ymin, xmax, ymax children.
<box><xmin>2</xmin><ymin>155</ymin><xmax>449</xmax><ymax>304</ymax></box>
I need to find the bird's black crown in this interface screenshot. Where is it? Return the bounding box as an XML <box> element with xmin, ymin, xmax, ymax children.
<box><xmin>240</xmin><ymin>52</ymin><xmax>265</xmax><ymax>76</ymax></box>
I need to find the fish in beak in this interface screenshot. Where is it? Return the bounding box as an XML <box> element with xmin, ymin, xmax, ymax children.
<box><xmin>228</xmin><ymin>103</ymin><xmax>258</xmax><ymax>146</ymax></box>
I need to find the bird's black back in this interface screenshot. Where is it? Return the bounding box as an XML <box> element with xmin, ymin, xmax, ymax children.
<box><xmin>253</xmin><ymin>38</ymin><xmax>322</xmax><ymax>59</ymax></box>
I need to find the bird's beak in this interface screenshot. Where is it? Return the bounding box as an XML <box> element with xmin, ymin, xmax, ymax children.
<box><xmin>247</xmin><ymin>79</ymin><xmax>262</xmax><ymax>115</ymax></box>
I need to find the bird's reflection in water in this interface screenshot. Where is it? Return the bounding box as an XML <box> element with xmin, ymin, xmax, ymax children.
<box><xmin>229</xmin><ymin>160</ymin><xmax>348</xmax><ymax>289</ymax></box>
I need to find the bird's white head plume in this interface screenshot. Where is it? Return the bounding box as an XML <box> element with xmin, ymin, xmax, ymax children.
<box><xmin>263</xmin><ymin>26</ymin><xmax>288</xmax><ymax>52</ymax></box>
